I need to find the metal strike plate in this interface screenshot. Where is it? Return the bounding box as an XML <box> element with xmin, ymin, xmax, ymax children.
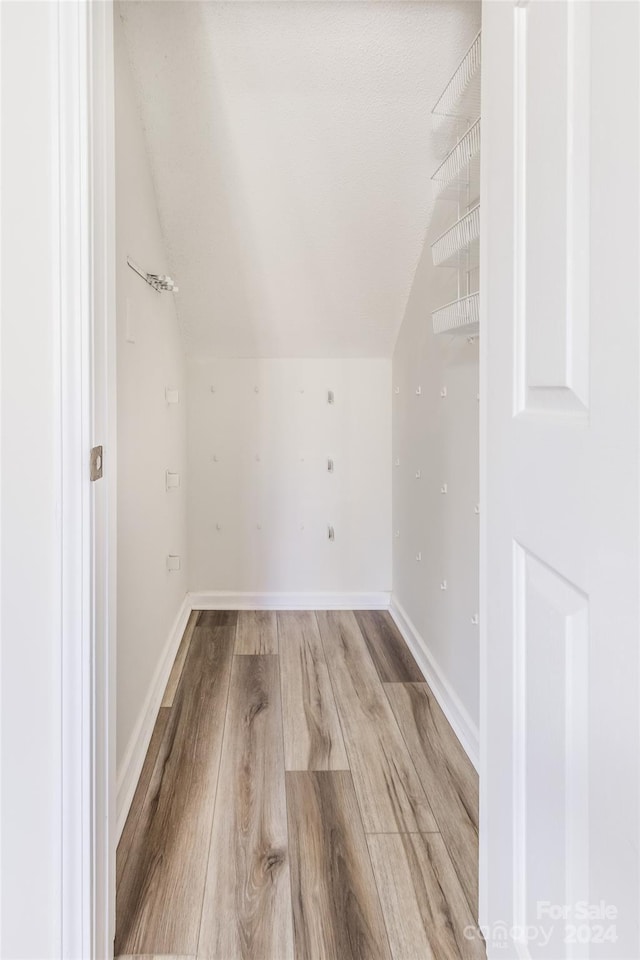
<box><xmin>90</xmin><ymin>445</ymin><xmax>103</xmax><ymax>481</ymax></box>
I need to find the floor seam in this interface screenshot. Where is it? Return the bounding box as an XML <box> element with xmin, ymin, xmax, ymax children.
<box><xmin>363</xmin><ymin>829</ymin><xmax>442</xmax><ymax>835</ymax></box>
<box><xmin>193</xmin><ymin>618</ymin><xmax>236</xmax><ymax>959</ymax></box>
<box><xmin>381</xmin><ymin>679</ymin><xmax>480</xmax><ymax>921</ymax></box>
<box><xmin>277</xmin><ymin>612</ymin><xmax>298</xmax><ymax>959</ymax></box>
<box><xmin>315</xmin><ymin>611</ymin><xmax>395</xmax><ymax>960</ymax></box>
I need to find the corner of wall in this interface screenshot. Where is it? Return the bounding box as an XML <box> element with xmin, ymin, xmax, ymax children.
<box><xmin>115</xmin><ymin>595</ymin><xmax>191</xmax><ymax>838</ymax></box>
<box><xmin>389</xmin><ymin>595</ymin><xmax>479</xmax><ymax>769</ymax></box>
<box><xmin>391</xmin><ymin>183</ymin><xmax>480</xmax><ymax>741</ymax></box>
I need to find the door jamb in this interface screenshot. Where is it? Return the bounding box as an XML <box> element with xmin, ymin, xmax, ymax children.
<box><xmin>59</xmin><ymin>1</ymin><xmax>116</xmax><ymax>956</ymax></box>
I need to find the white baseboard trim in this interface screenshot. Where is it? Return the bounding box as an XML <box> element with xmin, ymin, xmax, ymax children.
<box><xmin>389</xmin><ymin>595</ymin><xmax>479</xmax><ymax>771</ymax></box>
<box><xmin>115</xmin><ymin>593</ymin><xmax>191</xmax><ymax>841</ymax></box>
<box><xmin>188</xmin><ymin>590</ymin><xmax>391</xmax><ymax>611</ymax></box>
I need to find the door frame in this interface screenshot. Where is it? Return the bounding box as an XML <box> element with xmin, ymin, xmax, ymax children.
<box><xmin>60</xmin><ymin>0</ymin><xmax>117</xmax><ymax>955</ymax></box>
<box><xmin>75</xmin><ymin>2</ymin><xmax>504</xmax><ymax>955</ymax></box>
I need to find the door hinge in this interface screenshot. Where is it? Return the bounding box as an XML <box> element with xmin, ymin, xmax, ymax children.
<box><xmin>90</xmin><ymin>445</ymin><xmax>104</xmax><ymax>481</ymax></box>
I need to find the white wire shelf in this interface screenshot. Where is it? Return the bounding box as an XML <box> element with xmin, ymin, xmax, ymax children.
<box><xmin>432</xmin><ymin>291</ymin><xmax>479</xmax><ymax>337</ymax></box>
<box><xmin>430</xmin><ymin>32</ymin><xmax>481</xmax><ymax>338</ymax></box>
<box><xmin>431</xmin><ymin>204</ymin><xmax>480</xmax><ymax>268</ymax></box>
<box><xmin>431</xmin><ymin>119</ymin><xmax>481</xmax><ymax>199</ymax></box>
<box><xmin>432</xmin><ymin>31</ymin><xmax>481</xmax><ymax>123</ymax></box>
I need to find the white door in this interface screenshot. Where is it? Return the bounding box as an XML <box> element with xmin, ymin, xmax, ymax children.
<box><xmin>480</xmin><ymin>3</ymin><xmax>639</xmax><ymax>959</ymax></box>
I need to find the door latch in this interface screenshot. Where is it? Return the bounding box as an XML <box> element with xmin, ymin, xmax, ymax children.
<box><xmin>90</xmin><ymin>445</ymin><xmax>103</xmax><ymax>481</ymax></box>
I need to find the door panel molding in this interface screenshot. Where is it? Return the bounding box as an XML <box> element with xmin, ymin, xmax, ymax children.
<box><xmin>513</xmin><ymin>543</ymin><xmax>589</xmax><ymax>956</ymax></box>
<box><xmin>514</xmin><ymin>2</ymin><xmax>591</xmax><ymax>419</ymax></box>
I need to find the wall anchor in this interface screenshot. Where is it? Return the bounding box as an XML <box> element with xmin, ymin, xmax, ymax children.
<box><xmin>166</xmin><ymin>471</ymin><xmax>180</xmax><ymax>490</ymax></box>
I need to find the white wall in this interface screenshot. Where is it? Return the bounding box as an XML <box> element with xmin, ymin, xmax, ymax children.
<box><xmin>115</xmin><ymin>12</ymin><xmax>188</xmax><ymax>783</ymax></box>
<box><xmin>188</xmin><ymin>359</ymin><xmax>391</xmax><ymax>598</ymax></box>
<box><xmin>0</xmin><ymin>4</ymin><xmax>64</xmax><ymax>953</ymax></box>
<box><xmin>392</xmin><ymin>201</ymin><xmax>480</xmax><ymax>749</ymax></box>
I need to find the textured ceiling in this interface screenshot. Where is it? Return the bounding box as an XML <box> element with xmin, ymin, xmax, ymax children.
<box><xmin>119</xmin><ymin>1</ymin><xmax>480</xmax><ymax>358</ymax></box>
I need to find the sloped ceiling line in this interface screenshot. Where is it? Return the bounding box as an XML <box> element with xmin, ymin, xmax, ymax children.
<box><xmin>120</xmin><ymin>0</ymin><xmax>481</xmax><ymax>359</ymax></box>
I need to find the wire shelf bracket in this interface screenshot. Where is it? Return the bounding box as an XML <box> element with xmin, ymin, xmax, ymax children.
<box><xmin>431</xmin><ymin>119</ymin><xmax>481</xmax><ymax>200</ymax></box>
<box><xmin>431</xmin><ymin>203</ymin><xmax>480</xmax><ymax>269</ymax></box>
<box><xmin>432</xmin><ymin>31</ymin><xmax>482</xmax><ymax>124</ymax></box>
<box><xmin>432</xmin><ymin>292</ymin><xmax>480</xmax><ymax>337</ymax></box>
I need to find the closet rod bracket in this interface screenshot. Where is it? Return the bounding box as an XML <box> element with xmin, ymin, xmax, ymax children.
<box><xmin>127</xmin><ymin>255</ymin><xmax>179</xmax><ymax>293</ymax></box>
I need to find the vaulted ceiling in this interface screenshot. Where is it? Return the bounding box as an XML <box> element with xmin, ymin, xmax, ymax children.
<box><xmin>119</xmin><ymin>1</ymin><xmax>480</xmax><ymax>358</ymax></box>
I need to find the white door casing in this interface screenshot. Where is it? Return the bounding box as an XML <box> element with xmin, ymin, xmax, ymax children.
<box><xmin>0</xmin><ymin>1</ymin><xmax>115</xmax><ymax>956</ymax></box>
<box><xmin>59</xmin><ymin>1</ymin><xmax>116</xmax><ymax>956</ymax></box>
<box><xmin>87</xmin><ymin>1</ymin><xmax>118</xmax><ymax>955</ymax></box>
<box><xmin>480</xmin><ymin>2</ymin><xmax>639</xmax><ymax>958</ymax></box>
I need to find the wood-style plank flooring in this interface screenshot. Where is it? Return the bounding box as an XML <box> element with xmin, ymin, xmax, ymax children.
<box><xmin>116</xmin><ymin>609</ymin><xmax>484</xmax><ymax>960</ymax></box>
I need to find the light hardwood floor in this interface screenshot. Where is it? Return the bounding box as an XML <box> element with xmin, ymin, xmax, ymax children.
<box><xmin>116</xmin><ymin>609</ymin><xmax>484</xmax><ymax>960</ymax></box>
